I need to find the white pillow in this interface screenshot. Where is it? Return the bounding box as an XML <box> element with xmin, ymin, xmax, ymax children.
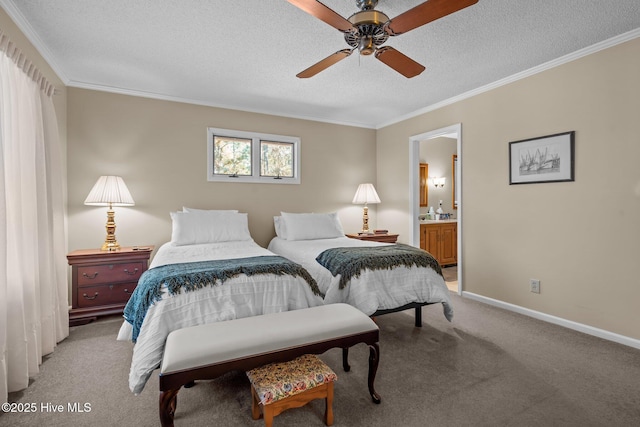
<box><xmin>170</xmin><ymin>211</ymin><xmax>251</xmax><ymax>245</ymax></box>
<box><xmin>182</xmin><ymin>207</ymin><xmax>238</xmax><ymax>213</ymax></box>
<box><xmin>280</xmin><ymin>212</ymin><xmax>344</xmax><ymax>241</ymax></box>
<box><xmin>273</xmin><ymin>216</ymin><xmax>288</xmax><ymax>239</ymax></box>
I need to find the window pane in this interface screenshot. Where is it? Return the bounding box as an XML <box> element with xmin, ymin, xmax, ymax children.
<box><xmin>260</xmin><ymin>140</ymin><xmax>294</xmax><ymax>178</ymax></box>
<box><xmin>208</xmin><ymin>127</ymin><xmax>300</xmax><ymax>184</ymax></box>
<box><xmin>213</xmin><ymin>136</ymin><xmax>252</xmax><ymax>176</ymax></box>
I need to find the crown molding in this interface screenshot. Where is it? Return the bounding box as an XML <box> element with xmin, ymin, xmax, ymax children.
<box><xmin>376</xmin><ymin>28</ymin><xmax>640</xmax><ymax>129</ymax></box>
<box><xmin>0</xmin><ymin>0</ymin><xmax>69</xmax><ymax>84</ymax></box>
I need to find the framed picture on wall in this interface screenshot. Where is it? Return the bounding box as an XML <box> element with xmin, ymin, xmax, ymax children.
<box><xmin>509</xmin><ymin>131</ymin><xmax>575</xmax><ymax>184</ymax></box>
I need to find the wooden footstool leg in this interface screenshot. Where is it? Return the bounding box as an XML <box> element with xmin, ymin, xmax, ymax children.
<box><xmin>325</xmin><ymin>382</ymin><xmax>334</xmax><ymax>426</ymax></box>
<box><xmin>263</xmin><ymin>405</ymin><xmax>274</xmax><ymax>427</ymax></box>
<box><xmin>251</xmin><ymin>386</ymin><xmax>261</xmax><ymax>420</ymax></box>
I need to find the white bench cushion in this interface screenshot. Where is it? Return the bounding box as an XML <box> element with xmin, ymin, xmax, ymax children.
<box><xmin>161</xmin><ymin>303</ymin><xmax>378</xmax><ymax>375</ymax></box>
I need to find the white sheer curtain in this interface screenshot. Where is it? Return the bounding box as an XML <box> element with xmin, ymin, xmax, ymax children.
<box><xmin>0</xmin><ymin>31</ymin><xmax>69</xmax><ymax>404</ymax></box>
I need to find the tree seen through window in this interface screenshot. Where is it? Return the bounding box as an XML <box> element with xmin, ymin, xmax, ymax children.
<box><xmin>213</xmin><ymin>136</ymin><xmax>251</xmax><ymax>176</ymax></box>
<box><xmin>207</xmin><ymin>127</ymin><xmax>300</xmax><ymax>184</ymax></box>
<box><xmin>261</xmin><ymin>140</ymin><xmax>293</xmax><ymax>178</ymax></box>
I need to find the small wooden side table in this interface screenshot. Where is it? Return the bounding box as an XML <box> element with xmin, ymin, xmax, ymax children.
<box><xmin>67</xmin><ymin>246</ymin><xmax>153</xmax><ymax>326</ymax></box>
<box><xmin>346</xmin><ymin>233</ymin><xmax>399</xmax><ymax>244</ymax></box>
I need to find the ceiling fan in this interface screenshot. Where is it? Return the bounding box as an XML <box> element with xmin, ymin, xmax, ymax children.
<box><xmin>287</xmin><ymin>0</ymin><xmax>479</xmax><ymax>78</ymax></box>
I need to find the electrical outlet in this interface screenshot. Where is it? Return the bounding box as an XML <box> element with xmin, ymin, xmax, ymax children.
<box><xmin>530</xmin><ymin>279</ymin><xmax>540</xmax><ymax>294</ymax></box>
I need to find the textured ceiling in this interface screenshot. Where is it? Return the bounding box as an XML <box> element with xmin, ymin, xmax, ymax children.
<box><xmin>3</xmin><ymin>0</ymin><xmax>640</xmax><ymax>128</ymax></box>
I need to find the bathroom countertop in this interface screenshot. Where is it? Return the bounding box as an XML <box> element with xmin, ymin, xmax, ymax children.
<box><xmin>419</xmin><ymin>219</ymin><xmax>457</xmax><ymax>224</ymax></box>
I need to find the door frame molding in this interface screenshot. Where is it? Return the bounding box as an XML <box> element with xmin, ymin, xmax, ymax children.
<box><xmin>408</xmin><ymin>123</ymin><xmax>462</xmax><ymax>294</ymax></box>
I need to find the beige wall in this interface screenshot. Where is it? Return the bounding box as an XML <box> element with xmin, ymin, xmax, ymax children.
<box><xmin>377</xmin><ymin>37</ymin><xmax>640</xmax><ymax>340</ymax></box>
<box><xmin>66</xmin><ymin>89</ymin><xmax>377</xmax><ymax>250</ymax></box>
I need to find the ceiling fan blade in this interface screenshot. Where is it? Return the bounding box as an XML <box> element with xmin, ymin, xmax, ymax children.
<box><xmin>386</xmin><ymin>0</ymin><xmax>479</xmax><ymax>36</ymax></box>
<box><xmin>374</xmin><ymin>46</ymin><xmax>425</xmax><ymax>78</ymax></box>
<box><xmin>286</xmin><ymin>0</ymin><xmax>354</xmax><ymax>32</ymax></box>
<box><xmin>296</xmin><ymin>49</ymin><xmax>353</xmax><ymax>78</ymax></box>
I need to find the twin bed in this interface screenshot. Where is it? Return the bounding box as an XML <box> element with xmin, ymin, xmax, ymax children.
<box><xmin>118</xmin><ymin>209</ymin><xmax>453</xmax><ymax>394</ymax></box>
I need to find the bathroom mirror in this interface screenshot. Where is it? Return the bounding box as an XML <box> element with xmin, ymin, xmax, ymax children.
<box><xmin>452</xmin><ymin>155</ymin><xmax>458</xmax><ymax>210</ymax></box>
<box><xmin>420</xmin><ymin>163</ymin><xmax>429</xmax><ymax>207</ymax></box>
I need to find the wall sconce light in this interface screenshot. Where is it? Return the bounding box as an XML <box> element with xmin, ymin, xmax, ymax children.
<box><xmin>84</xmin><ymin>176</ymin><xmax>135</xmax><ymax>251</ymax></box>
<box><xmin>432</xmin><ymin>177</ymin><xmax>446</xmax><ymax>188</ymax></box>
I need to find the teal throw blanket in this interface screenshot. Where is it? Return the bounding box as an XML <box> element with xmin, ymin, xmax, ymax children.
<box><xmin>124</xmin><ymin>256</ymin><xmax>320</xmax><ymax>342</ymax></box>
<box><xmin>316</xmin><ymin>244</ymin><xmax>443</xmax><ymax>289</ymax></box>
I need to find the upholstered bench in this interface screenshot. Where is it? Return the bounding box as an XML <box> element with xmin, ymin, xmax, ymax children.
<box><xmin>158</xmin><ymin>303</ymin><xmax>380</xmax><ymax>427</ymax></box>
<box><xmin>247</xmin><ymin>354</ymin><xmax>337</xmax><ymax>426</ymax></box>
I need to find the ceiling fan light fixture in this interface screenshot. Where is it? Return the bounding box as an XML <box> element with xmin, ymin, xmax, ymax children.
<box><xmin>359</xmin><ymin>36</ymin><xmax>375</xmax><ymax>55</ymax></box>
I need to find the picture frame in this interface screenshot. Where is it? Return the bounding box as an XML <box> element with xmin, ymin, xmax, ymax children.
<box><xmin>509</xmin><ymin>131</ymin><xmax>575</xmax><ymax>185</ymax></box>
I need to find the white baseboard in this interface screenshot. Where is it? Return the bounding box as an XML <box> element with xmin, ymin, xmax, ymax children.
<box><xmin>462</xmin><ymin>292</ymin><xmax>640</xmax><ymax>350</ymax></box>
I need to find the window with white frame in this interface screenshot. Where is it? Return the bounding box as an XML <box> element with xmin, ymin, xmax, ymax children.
<box><xmin>207</xmin><ymin>128</ymin><xmax>300</xmax><ymax>184</ymax></box>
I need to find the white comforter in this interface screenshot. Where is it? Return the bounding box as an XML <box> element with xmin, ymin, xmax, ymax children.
<box><xmin>268</xmin><ymin>236</ymin><xmax>453</xmax><ymax>320</ymax></box>
<box><xmin>117</xmin><ymin>240</ymin><xmax>324</xmax><ymax>394</ymax></box>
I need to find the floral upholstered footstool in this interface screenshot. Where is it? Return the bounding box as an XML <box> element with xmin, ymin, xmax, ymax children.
<box><xmin>246</xmin><ymin>354</ymin><xmax>337</xmax><ymax>427</ymax></box>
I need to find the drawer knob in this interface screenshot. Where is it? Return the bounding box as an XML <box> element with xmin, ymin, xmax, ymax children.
<box><xmin>82</xmin><ymin>272</ymin><xmax>99</xmax><ymax>279</ymax></box>
<box><xmin>124</xmin><ymin>288</ymin><xmax>132</xmax><ymax>295</ymax></box>
<box><xmin>123</xmin><ymin>268</ymin><xmax>139</xmax><ymax>275</ymax></box>
<box><xmin>82</xmin><ymin>292</ymin><xmax>99</xmax><ymax>300</ymax></box>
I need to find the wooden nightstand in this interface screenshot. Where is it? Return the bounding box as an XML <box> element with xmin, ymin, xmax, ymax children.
<box><xmin>346</xmin><ymin>233</ymin><xmax>399</xmax><ymax>243</ymax></box>
<box><xmin>67</xmin><ymin>246</ymin><xmax>153</xmax><ymax>326</ymax></box>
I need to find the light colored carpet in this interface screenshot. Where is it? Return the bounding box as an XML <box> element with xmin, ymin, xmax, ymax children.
<box><xmin>3</xmin><ymin>293</ymin><xmax>640</xmax><ymax>427</ymax></box>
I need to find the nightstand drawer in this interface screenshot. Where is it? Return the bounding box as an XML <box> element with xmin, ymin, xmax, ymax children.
<box><xmin>110</xmin><ymin>282</ymin><xmax>136</xmax><ymax>303</ymax></box>
<box><xmin>77</xmin><ymin>283</ymin><xmax>137</xmax><ymax>308</ymax></box>
<box><xmin>67</xmin><ymin>246</ymin><xmax>153</xmax><ymax>326</ymax></box>
<box><xmin>77</xmin><ymin>262</ymin><xmax>143</xmax><ymax>286</ymax></box>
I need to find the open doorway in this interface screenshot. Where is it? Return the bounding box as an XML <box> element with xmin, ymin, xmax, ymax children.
<box><xmin>409</xmin><ymin>124</ymin><xmax>462</xmax><ymax>294</ymax></box>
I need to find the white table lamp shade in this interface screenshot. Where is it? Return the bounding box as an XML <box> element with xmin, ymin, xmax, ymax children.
<box><xmin>352</xmin><ymin>183</ymin><xmax>381</xmax><ymax>205</ymax></box>
<box><xmin>84</xmin><ymin>176</ymin><xmax>135</xmax><ymax>206</ymax></box>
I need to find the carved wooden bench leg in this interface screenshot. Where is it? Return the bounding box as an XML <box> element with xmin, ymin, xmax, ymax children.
<box><xmin>342</xmin><ymin>347</ymin><xmax>351</xmax><ymax>372</ymax></box>
<box><xmin>159</xmin><ymin>388</ymin><xmax>180</xmax><ymax>427</ymax></box>
<box><xmin>368</xmin><ymin>343</ymin><xmax>381</xmax><ymax>404</ymax></box>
